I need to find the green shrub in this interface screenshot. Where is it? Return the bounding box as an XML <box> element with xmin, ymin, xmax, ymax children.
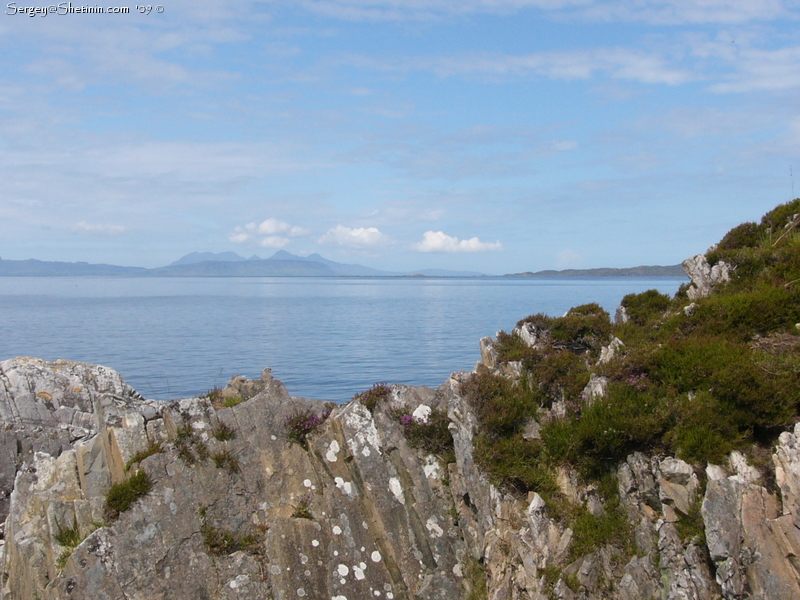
<box><xmin>717</xmin><ymin>221</ymin><xmax>763</xmax><ymax>251</ymax></box>
<box><xmin>461</xmin><ymin>370</ymin><xmax>538</xmax><ymax>437</ymax></box>
<box><xmin>393</xmin><ymin>408</ymin><xmax>454</xmax><ymax>459</ymax></box>
<box><xmin>568</xmin><ymin>502</ymin><xmax>633</xmax><ymax>561</ymax></box>
<box><xmin>549</xmin><ymin>303</ymin><xmax>612</xmax><ymax>354</ymax></box>
<box><xmin>464</xmin><ymin>557</ymin><xmax>488</xmax><ymax>600</ymax></box>
<box><xmin>105</xmin><ymin>470</ymin><xmax>152</xmax><ymax>520</ymax></box>
<box><xmin>685</xmin><ymin>285</ymin><xmax>800</xmax><ymax>339</ymax></box>
<box><xmin>542</xmin><ymin>383</ymin><xmax>669</xmax><ymax>478</ymax></box>
<box><xmin>473</xmin><ymin>434</ymin><xmax>557</xmax><ymax>496</ymax></box>
<box><xmin>495</xmin><ymin>330</ymin><xmax>536</xmax><ymax>363</ymax></box>
<box><xmin>527</xmin><ymin>350</ymin><xmax>590</xmax><ymax>404</ymax></box>
<box><xmin>621</xmin><ymin>289</ymin><xmax>672</xmax><ymax>326</ymax></box>
<box><xmin>647</xmin><ymin>337</ymin><xmax>796</xmax><ymax>432</ymax></box>
<box><xmin>517</xmin><ymin>312</ymin><xmax>555</xmax><ymax>331</ymax></box>
<box><xmin>761</xmin><ymin>198</ymin><xmax>800</xmax><ymax>234</ymax></box>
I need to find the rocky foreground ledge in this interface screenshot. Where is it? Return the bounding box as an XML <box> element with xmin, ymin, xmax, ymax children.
<box><xmin>2</xmin><ymin>347</ymin><xmax>800</xmax><ymax>600</ymax></box>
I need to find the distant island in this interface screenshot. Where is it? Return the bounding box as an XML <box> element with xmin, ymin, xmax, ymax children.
<box><xmin>0</xmin><ymin>251</ymin><xmax>685</xmax><ymax>278</ymax></box>
<box><xmin>505</xmin><ymin>265</ymin><xmax>686</xmax><ymax>277</ymax></box>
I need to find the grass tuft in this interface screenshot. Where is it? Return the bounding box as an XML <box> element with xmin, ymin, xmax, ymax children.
<box><xmin>105</xmin><ymin>470</ymin><xmax>152</xmax><ymax>520</ymax></box>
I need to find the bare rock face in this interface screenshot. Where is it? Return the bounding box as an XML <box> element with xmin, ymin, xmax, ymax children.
<box><xmin>1</xmin><ymin>362</ymin><xmax>463</xmax><ymax>600</ymax></box>
<box><xmin>0</xmin><ymin>358</ymin><xmax>151</xmax><ymax>546</ymax></box>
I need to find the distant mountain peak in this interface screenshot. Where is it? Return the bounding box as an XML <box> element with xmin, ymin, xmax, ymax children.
<box><xmin>269</xmin><ymin>250</ymin><xmax>301</xmax><ymax>261</ymax></box>
<box><xmin>169</xmin><ymin>251</ymin><xmax>247</xmax><ymax>267</ymax></box>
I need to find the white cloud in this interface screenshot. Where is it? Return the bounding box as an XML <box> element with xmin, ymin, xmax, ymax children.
<box><xmin>708</xmin><ymin>45</ymin><xmax>800</xmax><ymax>93</ymax></box>
<box><xmin>230</xmin><ymin>218</ymin><xmax>309</xmax><ymax>248</ymax></box>
<box><xmin>413</xmin><ymin>231</ymin><xmax>502</xmax><ymax>253</ymax></box>
<box><xmin>318</xmin><ymin>225</ymin><xmax>389</xmax><ymax>248</ymax></box>
<box><xmin>71</xmin><ymin>221</ymin><xmax>126</xmax><ymax>236</ymax></box>
<box><xmin>345</xmin><ymin>48</ymin><xmax>692</xmax><ymax>86</ymax></box>
<box><xmin>257</xmin><ymin>218</ymin><xmax>310</xmax><ymax>237</ymax></box>
<box><xmin>229</xmin><ymin>232</ymin><xmax>250</xmax><ymax>244</ymax></box>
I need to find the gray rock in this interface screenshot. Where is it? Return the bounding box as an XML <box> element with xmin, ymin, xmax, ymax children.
<box><xmin>682</xmin><ymin>254</ymin><xmax>731</xmax><ymax>300</ymax></box>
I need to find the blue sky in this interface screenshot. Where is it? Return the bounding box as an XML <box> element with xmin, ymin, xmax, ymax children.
<box><xmin>1</xmin><ymin>0</ymin><xmax>799</xmax><ymax>274</ymax></box>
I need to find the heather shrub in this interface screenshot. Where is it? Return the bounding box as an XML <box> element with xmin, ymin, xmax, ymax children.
<box><xmin>761</xmin><ymin>198</ymin><xmax>800</xmax><ymax>233</ymax></box>
<box><xmin>495</xmin><ymin>330</ymin><xmax>536</xmax><ymax>363</ymax></box>
<box><xmin>664</xmin><ymin>391</ymin><xmax>738</xmax><ymax>465</ymax></box>
<box><xmin>355</xmin><ymin>383</ymin><xmax>391</xmax><ymax>412</ymax></box>
<box><xmin>461</xmin><ymin>370</ymin><xmax>538</xmax><ymax>437</ymax></box>
<box><xmin>646</xmin><ymin>337</ymin><xmax>795</xmax><ymax>432</ymax></box>
<box><xmin>549</xmin><ymin>303</ymin><xmax>612</xmax><ymax>354</ymax></box>
<box><xmin>686</xmin><ymin>285</ymin><xmax>800</xmax><ymax>339</ymax></box>
<box><xmin>717</xmin><ymin>221</ymin><xmax>763</xmax><ymax>251</ymax></box>
<box><xmin>527</xmin><ymin>350</ymin><xmax>590</xmax><ymax>404</ymax></box>
<box><xmin>394</xmin><ymin>409</ymin><xmax>454</xmax><ymax>458</ymax></box>
<box><xmin>473</xmin><ymin>434</ymin><xmax>557</xmax><ymax>496</ymax></box>
<box><xmin>285</xmin><ymin>407</ymin><xmax>330</xmax><ymax>448</ymax></box>
<box><xmin>541</xmin><ymin>383</ymin><xmax>669</xmax><ymax>477</ymax></box>
<box><xmin>620</xmin><ymin>289</ymin><xmax>672</xmax><ymax>326</ymax></box>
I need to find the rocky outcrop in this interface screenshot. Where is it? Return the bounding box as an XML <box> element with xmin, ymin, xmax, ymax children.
<box><xmin>1</xmin><ymin>358</ymin><xmax>462</xmax><ymax>600</ymax></box>
<box><xmin>682</xmin><ymin>254</ymin><xmax>731</xmax><ymax>300</ymax></box>
<box><xmin>3</xmin><ymin>356</ymin><xmax>800</xmax><ymax>599</ymax></box>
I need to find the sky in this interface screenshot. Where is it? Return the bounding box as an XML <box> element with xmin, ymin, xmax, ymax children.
<box><xmin>1</xmin><ymin>1</ymin><xmax>799</xmax><ymax>274</ymax></box>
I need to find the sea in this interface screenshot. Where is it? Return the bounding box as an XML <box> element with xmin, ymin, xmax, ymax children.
<box><xmin>0</xmin><ymin>276</ymin><xmax>685</xmax><ymax>402</ymax></box>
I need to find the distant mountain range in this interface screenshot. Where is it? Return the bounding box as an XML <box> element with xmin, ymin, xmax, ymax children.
<box><xmin>0</xmin><ymin>251</ymin><xmax>685</xmax><ymax>278</ymax></box>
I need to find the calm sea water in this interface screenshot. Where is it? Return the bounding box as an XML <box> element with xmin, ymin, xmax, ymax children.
<box><xmin>0</xmin><ymin>276</ymin><xmax>685</xmax><ymax>402</ymax></box>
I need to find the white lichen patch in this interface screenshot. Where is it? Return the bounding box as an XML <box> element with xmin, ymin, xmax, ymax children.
<box><xmin>334</xmin><ymin>477</ymin><xmax>355</xmax><ymax>497</ymax></box>
<box><xmin>412</xmin><ymin>404</ymin><xmax>431</xmax><ymax>423</ymax></box>
<box><xmin>453</xmin><ymin>564</ymin><xmax>463</xmax><ymax>577</ymax></box>
<box><xmin>423</xmin><ymin>455</ymin><xmax>441</xmax><ymax>480</ymax></box>
<box><xmin>338</xmin><ymin>564</ymin><xmax>349</xmax><ymax>577</ymax></box>
<box><xmin>425</xmin><ymin>517</ymin><xmax>443</xmax><ymax>538</ymax></box>
<box><xmin>388</xmin><ymin>477</ymin><xmax>405</xmax><ymax>505</ymax></box>
<box><xmin>228</xmin><ymin>574</ymin><xmax>250</xmax><ymax>589</ymax></box>
<box><xmin>332</xmin><ymin>596</ymin><xmax>348</xmax><ymax>600</ymax></box>
<box><xmin>297</xmin><ymin>588</ymin><xmax>306</xmax><ymax>597</ymax></box>
<box><xmin>343</xmin><ymin>403</ymin><xmax>382</xmax><ymax>457</ymax></box>
<box><xmin>312</xmin><ymin>539</ymin><xmax>320</xmax><ymax>547</ymax></box>
<box><xmin>303</xmin><ymin>479</ymin><xmax>312</xmax><ymax>488</ymax></box>
<box><xmin>353</xmin><ymin>565</ymin><xmax>366</xmax><ymax>580</ymax></box>
<box><xmin>333</xmin><ymin>525</ymin><xmax>342</xmax><ymax>535</ymax></box>
<box><xmin>326</xmin><ymin>440</ymin><xmax>341</xmax><ymax>463</ymax></box>
<box><xmin>371</xmin><ymin>551</ymin><xmax>382</xmax><ymax>563</ymax></box>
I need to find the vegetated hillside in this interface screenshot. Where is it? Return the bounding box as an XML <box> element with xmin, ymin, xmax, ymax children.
<box><xmin>468</xmin><ymin>199</ymin><xmax>800</xmax><ymax>491</ymax></box>
<box><xmin>466</xmin><ymin>198</ymin><xmax>800</xmax><ymax>509</ymax></box>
